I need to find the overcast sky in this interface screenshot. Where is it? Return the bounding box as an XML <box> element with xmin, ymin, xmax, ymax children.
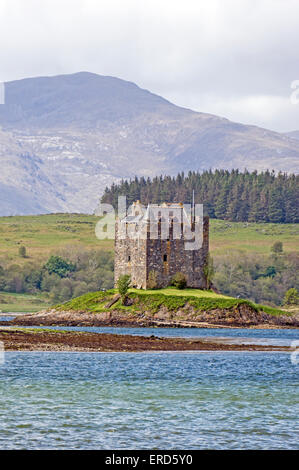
<box><xmin>0</xmin><ymin>0</ymin><xmax>298</xmax><ymax>132</ymax></box>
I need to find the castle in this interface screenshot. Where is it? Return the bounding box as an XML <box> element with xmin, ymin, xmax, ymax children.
<box><xmin>114</xmin><ymin>201</ymin><xmax>209</xmax><ymax>289</ymax></box>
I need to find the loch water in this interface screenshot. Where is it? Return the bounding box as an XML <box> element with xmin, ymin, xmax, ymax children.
<box><xmin>0</xmin><ymin>350</ymin><xmax>298</xmax><ymax>449</ymax></box>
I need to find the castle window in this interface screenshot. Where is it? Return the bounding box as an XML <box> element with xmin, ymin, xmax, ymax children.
<box><xmin>163</xmin><ymin>254</ymin><xmax>167</xmax><ymax>262</ymax></box>
<box><xmin>128</xmin><ymin>255</ymin><xmax>131</xmax><ymax>262</ymax></box>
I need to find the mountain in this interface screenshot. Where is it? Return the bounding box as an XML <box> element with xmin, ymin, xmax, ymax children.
<box><xmin>285</xmin><ymin>130</ymin><xmax>299</xmax><ymax>140</ymax></box>
<box><xmin>0</xmin><ymin>71</ymin><xmax>298</xmax><ymax>215</ymax></box>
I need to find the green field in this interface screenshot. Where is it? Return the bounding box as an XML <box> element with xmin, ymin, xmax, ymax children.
<box><xmin>0</xmin><ymin>292</ymin><xmax>51</xmax><ymax>313</ymax></box>
<box><xmin>0</xmin><ymin>214</ymin><xmax>298</xmax><ymax>265</ymax></box>
<box><xmin>210</xmin><ymin>219</ymin><xmax>299</xmax><ymax>255</ymax></box>
<box><xmin>0</xmin><ymin>213</ymin><xmax>112</xmax><ymax>266</ymax></box>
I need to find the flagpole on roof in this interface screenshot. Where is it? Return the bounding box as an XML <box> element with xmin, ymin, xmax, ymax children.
<box><xmin>192</xmin><ymin>189</ymin><xmax>195</xmax><ymax>224</ymax></box>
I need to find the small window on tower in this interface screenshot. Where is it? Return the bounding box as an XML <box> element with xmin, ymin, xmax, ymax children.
<box><xmin>128</xmin><ymin>255</ymin><xmax>131</xmax><ymax>262</ymax></box>
<box><xmin>163</xmin><ymin>254</ymin><xmax>167</xmax><ymax>262</ymax></box>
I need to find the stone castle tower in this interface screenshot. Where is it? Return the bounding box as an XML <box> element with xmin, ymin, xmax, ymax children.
<box><xmin>114</xmin><ymin>201</ymin><xmax>209</xmax><ymax>289</ymax></box>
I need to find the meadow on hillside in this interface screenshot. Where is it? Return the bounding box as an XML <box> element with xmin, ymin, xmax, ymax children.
<box><xmin>0</xmin><ymin>213</ymin><xmax>298</xmax><ymax>311</ymax></box>
<box><xmin>0</xmin><ymin>213</ymin><xmax>298</xmax><ymax>262</ymax></box>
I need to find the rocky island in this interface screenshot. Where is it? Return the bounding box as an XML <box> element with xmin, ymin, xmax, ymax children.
<box><xmin>5</xmin><ymin>288</ymin><xmax>298</xmax><ymax>329</ymax></box>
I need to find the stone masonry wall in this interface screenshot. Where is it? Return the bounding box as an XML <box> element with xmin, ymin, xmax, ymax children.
<box><xmin>145</xmin><ymin>216</ymin><xmax>209</xmax><ymax>288</ymax></box>
<box><xmin>114</xmin><ymin>220</ymin><xmax>147</xmax><ymax>288</ymax></box>
<box><xmin>114</xmin><ymin>216</ymin><xmax>209</xmax><ymax>289</ymax></box>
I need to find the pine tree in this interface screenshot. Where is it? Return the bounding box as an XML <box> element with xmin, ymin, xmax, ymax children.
<box><xmin>101</xmin><ymin>170</ymin><xmax>298</xmax><ymax>224</ymax></box>
<box><xmin>268</xmin><ymin>186</ymin><xmax>285</xmax><ymax>223</ymax></box>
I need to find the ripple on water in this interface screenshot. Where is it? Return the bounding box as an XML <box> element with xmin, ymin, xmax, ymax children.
<box><xmin>0</xmin><ymin>351</ymin><xmax>298</xmax><ymax>449</ymax></box>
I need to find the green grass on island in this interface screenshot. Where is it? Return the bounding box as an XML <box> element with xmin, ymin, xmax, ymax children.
<box><xmin>56</xmin><ymin>287</ymin><xmax>288</xmax><ymax>317</ymax></box>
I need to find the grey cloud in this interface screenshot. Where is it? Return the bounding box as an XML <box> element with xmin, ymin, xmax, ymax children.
<box><xmin>0</xmin><ymin>0</ymin><xmax>298</xmax><ymax>131</ymax></box>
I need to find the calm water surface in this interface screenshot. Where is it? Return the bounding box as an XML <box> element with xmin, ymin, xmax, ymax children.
<box><xmin>0</xmin><ymin>351</ymin><xmax>298</xmax><ymax>449</ymax></box>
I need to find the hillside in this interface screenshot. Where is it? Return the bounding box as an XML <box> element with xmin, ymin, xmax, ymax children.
<box><xmin>0</xmin><ymin>213</ymin><xmax>298</xmax><ymax>265</ymax></box>
<box><xmin>0</xmin><ymin>72</ymin><xmax>298</xmax><ymax>215</ymax></box>
<box><xmin>0</xmin><ymin>214</ymin><xmax>298</xmax><ymax>312</ymax></box>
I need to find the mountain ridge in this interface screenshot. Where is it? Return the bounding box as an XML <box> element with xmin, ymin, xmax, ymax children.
<box><xmin>285</xmin><ymin>130</ymin><xmax>299</xmax><ymax>141</ymax></box>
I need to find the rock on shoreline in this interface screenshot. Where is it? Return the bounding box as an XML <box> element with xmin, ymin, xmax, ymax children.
<box><xmin>7</xmin><ymin>302</ymin><xmax>299</xmax><ymax>329</ymax></box>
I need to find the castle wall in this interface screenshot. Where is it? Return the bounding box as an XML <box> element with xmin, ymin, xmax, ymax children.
<box><xmin>114</xmin><ymin>221</ymin><xmax>147</xmax><ymax>289</ymax></box>
<box><xmin>145</xmin><ymin>217</ymin><xmax>209</xmax><ymax>289</ymax></box>
<box><xmin>114</xmin><ymin>215</ymin><xmax>209</xmax><ymax>290</ymax></box>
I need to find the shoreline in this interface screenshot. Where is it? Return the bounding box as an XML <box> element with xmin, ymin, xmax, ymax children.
<box><xmin>3</xmin><ymin>300</ymin><xmax>298</xmax><ymax>332</ymax></box>
<box><xmin>4</xmin><ymin>316</ymin><xmax>298</xmax><ymax>330</ymax></box>
<box><xmin>3</xmin><ymin>350</ymin><xmax>291</xmax><ymax>354</ymax></box>
<box><xmin>0</xmin><ymin>328</ymin><xmax>294</xmax><ymax>352</ymax></box>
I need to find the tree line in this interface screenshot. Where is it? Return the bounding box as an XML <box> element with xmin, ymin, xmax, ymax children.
<box><xmin>101</xmin><ymin>169</ymin><xmax>299</xmax><ymax>223</ymax></box>
<box><xmin>214</xmin><ymin>250</ymin><xmax>299</xmax><ymax>307</ymax></box>
<box><xmin>1</xmin><ymin>243</ymin><xmax>297</xmax><ymax>307</ymax></box>
<box><xmin>0</xmin><ymin>248</ymin><xmax>114</xmax><ymax>304</ymax></box>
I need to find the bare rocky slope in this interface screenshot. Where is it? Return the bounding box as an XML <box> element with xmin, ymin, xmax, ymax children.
<box><xmin>0</xmin><ymin>71</ymin><xmax>298</xmax><ymax>215</ymax></box>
